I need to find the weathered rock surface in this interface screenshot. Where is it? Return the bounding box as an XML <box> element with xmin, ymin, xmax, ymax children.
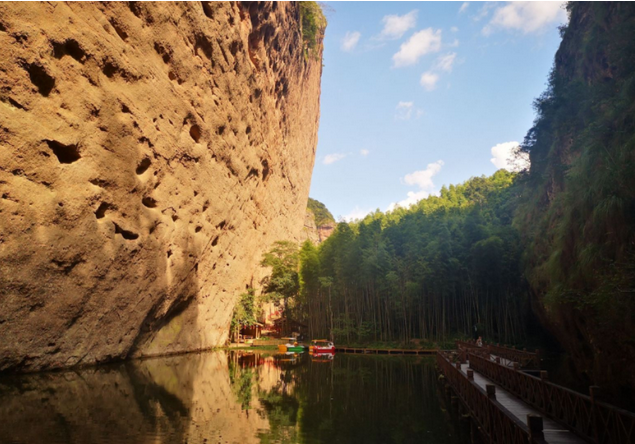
<box><xmin>0</xmin><ymin>2</ymin><xmax>322</xmax><ymax>372</ymax></box>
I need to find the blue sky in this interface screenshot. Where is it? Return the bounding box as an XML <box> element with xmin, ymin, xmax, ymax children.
<box><xmin>308</xmin><ymin>1</ymin><xmax>568</xmax><ymax>221</ymax></box>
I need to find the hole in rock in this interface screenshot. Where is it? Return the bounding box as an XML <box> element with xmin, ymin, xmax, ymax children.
<box><xmin>202</xmin><ymin>2</ymin><xmax>214</xmax><ymax>19</ymax></box>
<box><xmin>211</xmin><ymin>235</ymin><xmax>219</xmax><ymax>246</ymax></box>
<box><xmin>245</xmin><ymin>126</ymin><xmax>251</xmax><ymax>135</ymax></box>
<box><xmin>261</xmin><ymin>159</ymin><xmax>270</xmax><ymax>181</ymax></box>
<box><xmin>217</xmin><ymin>125</ymin><xmax>225</xmax><ymax>136</ymax></box>
<box><xmin>113</xmin><ymin>222</ymin><xmax>139</xmax><ymax>240</ymax></box>
<box><xmin>24</xmin><ymin>63</ymin><xmax>55</xmax><ymax>96</ymax></box>
<box><xmin>52</xmin><ymin>39</ymin><xmax>86</xmax><ymax>63</ymax></box>
<box><xmin>167</xmin><ymin>249</ymin><xmax>172</xmax><ymax>258</ymax></box>
<box><xmin>189</xmin><ymin>124</ymin><xmax>201</xmax><ymax>142</ymax></box>
<box><xmin>45</xmin><ymin>140</ymin><xmax>80</xmax><ymax>164</ymax></box>
<box><xmin>195</xmin><ymin>226</ymin><xmax>202</xmax><ymax>233</ymax></box>
<box><xmin>95</xmin><ymin>203</ymin><xmax>110</xmax><ymax>219</ymax></box>
<box><xmin>121</xmin><ymin>103</ymin><xmax>131</xmax><ymax>114</ymax></box>
<box><xmin>142</xmin><ymin>196</ymin><xmax>158</xmax><ymax>208</ymax></box>
<box><xmin>136</xmin><ymin>158</ymin><xmax>151</xmax><ymax>175</ymax></box>
<box><xmin>216</xmin><ymin>220</ymin><xmax>226</xmax><ymax>230</ymax></box>
<box><xmin>110</xmin><ymin>20</ymin><xmax>128</xmax><ymax>41</ymax></box>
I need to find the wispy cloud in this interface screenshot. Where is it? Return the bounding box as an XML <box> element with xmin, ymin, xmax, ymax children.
<box><xmin>483</xmin><ymin>2</ymin><xmax>567</xmax><ymax>35</ymax></box>
<box><xmin>434</xmin><ymin>52</ymin><xmax>457</xmax><ymax>72</ymax></box>
<box><xmin>395</xmin><ymin>101</ymin><xmax>424</xmax><ymax>120</ymax></box>
<box><xmin>420</xmin><ymin>52</ymin><xmax>459</xmax><ymax>91</ymax></box>
<box><xmin>451</xmin><ymin>26</ymin><xmax>459</xmax><ymax>32</ymax></box>
<box><xmin>360</xmin><ymin>149</ymin><xmax>370</xmax><ymax>156</ymax></box>
<box><xmin>420</xmin><ymin>71</ymin><xmax>439</xmax><ymax>91</ymax></box>
<box><xmin>490</xmin><ymin>141</ymin><xmax>530</xmax><ymax>172</ymax></box>
<box><xmin>392</xmin><ymin>28</ymin><xmax>442</xmax><ymax>68</ymax></box>
<box><xmin>459</xmin><ymin>2</ymin><xmax>470</xmax><ymax>14</ymax></box>
<box><xmin>377</xmin><ymin>10</ymin><xmax>418</xmax><ymax>40</ymax></box>
<box><xmin>395</xmin><ymin>101</ymin><xmax>414</xmax><ymax>120</ymax></box>
<box><xmin>341</xmin><ymin>31</ymin><xmax>361</xmax><ymax>52</ymax></box>
<box><xmin>388</xmin><ymin>160</ymin><xmax>444</xmax><ymax>211</ymax></box>
<box><xmin>323</xmin><ymin>153</ymin><xmax>346</xmax><ymax>165</ymax></box>
<box><xmin>473</xmin><ymin>3</ymin><xmax>496</xmax><ymax>22</ymax></box>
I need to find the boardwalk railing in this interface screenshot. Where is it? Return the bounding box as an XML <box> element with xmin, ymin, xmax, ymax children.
<box><xmin>437</xmin><ymin>351</ymin><xmax>548</xmax><ymax>444</ymax></box>
<box><xmin>335</xmin><ymin>347</ymin><xmax>437</xmax><ymax>355</ymax></box>
<box><xmin>456</xmin><ymin>340</ymin><xmax>540</xmax><ymax>369</ymax></box>
<box><xmin>468</xmin><ymin>352</ymin><xmax>635</xmax><ymax>444</ymax></box>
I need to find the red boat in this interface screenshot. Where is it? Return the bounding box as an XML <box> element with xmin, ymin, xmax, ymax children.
<box><xmin>309</xmin><ymin>339</ymin><xmax>335</xmax><ymax>354</ymax></box>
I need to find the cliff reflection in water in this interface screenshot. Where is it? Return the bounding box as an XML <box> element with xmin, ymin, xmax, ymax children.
<box><xmin>0</xmin><ymin>351</ymin><xmax>469</xmax><ymax>444</ymax></box>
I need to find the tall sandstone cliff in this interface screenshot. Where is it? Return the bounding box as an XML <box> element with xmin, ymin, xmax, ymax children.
<box><xmin>0</xmin><ymin>2</ymin><xmax>323</xmax><ymax>372</ymax></box>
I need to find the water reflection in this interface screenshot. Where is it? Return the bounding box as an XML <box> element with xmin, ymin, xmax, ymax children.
<box><xmin>0</xmin><ymin>351</ymin><xmax>470</xmax><ymax>444</ymax></box>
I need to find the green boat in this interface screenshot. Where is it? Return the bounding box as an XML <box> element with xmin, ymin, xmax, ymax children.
<box><xmin>278</xmin><ymin>338</ymin><xmax>306</xmax><ymax>353</ymax></box>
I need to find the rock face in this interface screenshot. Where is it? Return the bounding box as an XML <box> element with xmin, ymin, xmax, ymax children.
<box><xmin>0</xmin><ymin>2</ymin><xmax>323</xmax><ymax>372</ymax></box>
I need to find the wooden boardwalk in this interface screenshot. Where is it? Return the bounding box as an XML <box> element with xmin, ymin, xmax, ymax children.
<box><xmin>438</xmin><ymin>350</ymin><xmax>635</xmax><ymax>444</ymax></box>
<box><xmin>458</xmin><ymin>362</ymin><xmax>583</xmax><ymax>444</ymax></box>
<box><xmin>335</xmin><ymin>347</ymin><xmax>437</xmax><ymax>355</ymax></box>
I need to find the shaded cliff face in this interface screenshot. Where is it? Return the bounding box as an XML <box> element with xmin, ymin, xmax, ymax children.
<box><xmin>0</xmin><ymin>2</ymin><xmax>323</xmax><ymax>371</ymax></box>
<box><xmin>516</xmin><ymin>2</ymin><xmax>635</xmax><ymax>396</ymax></box>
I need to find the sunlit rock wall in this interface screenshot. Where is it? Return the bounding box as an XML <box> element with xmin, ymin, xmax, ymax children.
<box><xmin>0</xmin><ymin>2</ymin><xmax>322</xmax><ymax>371</ymax></box>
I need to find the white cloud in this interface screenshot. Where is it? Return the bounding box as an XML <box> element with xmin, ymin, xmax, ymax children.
<box><xmin>323</xmin><ymin>153</ymin><xmax>346</xmax><ymax>165</ymax></box>
<box><xmin>378</xmin><ymin>10</ymin><xmax>418</xmax><ymax>40</ymax></box>
<box><xmin>395</xmin><ymin>101</ymin><xmax>414</xmax><ymax>120</ymax></box>
<box><xmin>392</xmin><ymin>28</ymin><xmax>442</xmax><ymax>68</ymax></box>
<box><xmin>434</xmin><ymin>52</ymin><xmax>457</xmax><ymax>73</ymax></box>
<box><xmin>473</xmin><ymin>3</ymin><xmax>496</xmax><ymax>22</ymax></box>
<box><xmin>395</xmin><ymin>101</ymin><xmax>424</xmax><ymax>120</ymax></box>
<box><xmin>343</xmin><ymin>206</ymin><xmax>372</xmax><ymax>222</ymax></box>
<box><xmin>451</xmin><ymin>26</ymin><xmax>459</xmax><ymax>32</ymax></box>
<box><xmin>483</xmin><ymin>2</ymin><xmax>567</xmax><ymax>35</ymax></box>
<box><xmin>403</xmin><ymin>160</ymin><xmax>444</xmax><ymax>189</ymax></box>
<box><xmin>490</xmin><ymin>141</ymin><xmax>530</xmax><ymax>172</ymax></box>
<box><xmin>420</xmin><ymin>71</ymin><xmax>439</xmax><ymax>91</ymax></box>
<box><xmin>341</xmin><ymin>31</ymin><xmax>361</xmax><ymax>52</ymax></box>
<box><xmin>360</xmin><ymin>149</ymin><xmax>369</xmax><ymax>156</ymax></box>
<box><xmin>449</xmin><ymin>38</ymin><xmax>460</xmax><ymax>47</ymax></box>
<box><xmin>388</xmin><ymin>160</ymin><xmax>444</xmax><ymax>211</ymax></box>
<box><xmin>459</xmin><ymin>2</ymin><xmax>470</xmax><ymax>13</ymax></box>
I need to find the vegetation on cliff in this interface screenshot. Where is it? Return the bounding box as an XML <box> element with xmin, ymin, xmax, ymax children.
<box><xmin>299</xmin><ymin>2</ymin><xmax>326</xmax><ymax>58</ymax></box>
<box><xmin>307</xmin><ymin>197</ymin><xmax>335</xmax><ymax>227</ymax></box>
<box><xmin>515</xmin><ymin>2</ymin><xmax>635</xmax><ymax>387</ymax></box>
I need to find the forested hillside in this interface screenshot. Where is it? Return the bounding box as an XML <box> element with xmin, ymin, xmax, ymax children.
<box><xmin>297</xmin><ymin>171</ymin><xmax>529</xmax><ymax>344</ymax></box>
<box><xmin>516</xmin><ymin>2</ymin><xmax>635</xmax><ymax>388</ymax></box>
<box><xmin>267</xmin><ymin>1</ymin><xmax>635</xmax><ymax>395</ymax></box>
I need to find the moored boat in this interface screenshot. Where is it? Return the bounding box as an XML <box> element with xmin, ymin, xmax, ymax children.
<box><xmin>309</xmin><ymin>339</ymin><xmax>335</xmax><ymax>354</ymax></box>
<box><xmin>278</xmin><ymin>337</ymin><xmax>306</xmax><ymax>353</ymax></box>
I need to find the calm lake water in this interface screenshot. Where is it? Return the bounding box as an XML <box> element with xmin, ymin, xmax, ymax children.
<box><xmin>0</xmin><ymin>350</ymin><xmax>473</xmax><ymax>444</ymax></box>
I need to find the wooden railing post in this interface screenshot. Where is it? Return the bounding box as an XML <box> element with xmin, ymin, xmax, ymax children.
<box><xmin>540</xmin><ymin>371</ymin><xmax>548</xmax><ymax>381</ymax></box>
<box><xmin>527</xmin><ymin>414</ymin><xmax>544</xmax><ymax>441</ymax></box>
<box><xmin>513</xmin><ymin>362</ymin><xmax>520</xmax><ymax>371</ymax></box>
<box><xmin>590</xmin><ymin>386</ymin><xmax>600</xmax><ymax>443</ymax></box>
<box><xmin>486</xmin><ymin>384</ymin><xmax>496</xmax><ymax>399</ymax></box>
<box><xmin>467</xmin><ymin>369</ymin><xmax>474</xmax><ymax>381</ymax></box>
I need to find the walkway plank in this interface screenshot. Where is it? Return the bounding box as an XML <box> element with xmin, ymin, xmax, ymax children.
<box><xmin>460</xmin><ymin>362</ymin><xmax>585</xmax><ymax>444</ymax></box>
